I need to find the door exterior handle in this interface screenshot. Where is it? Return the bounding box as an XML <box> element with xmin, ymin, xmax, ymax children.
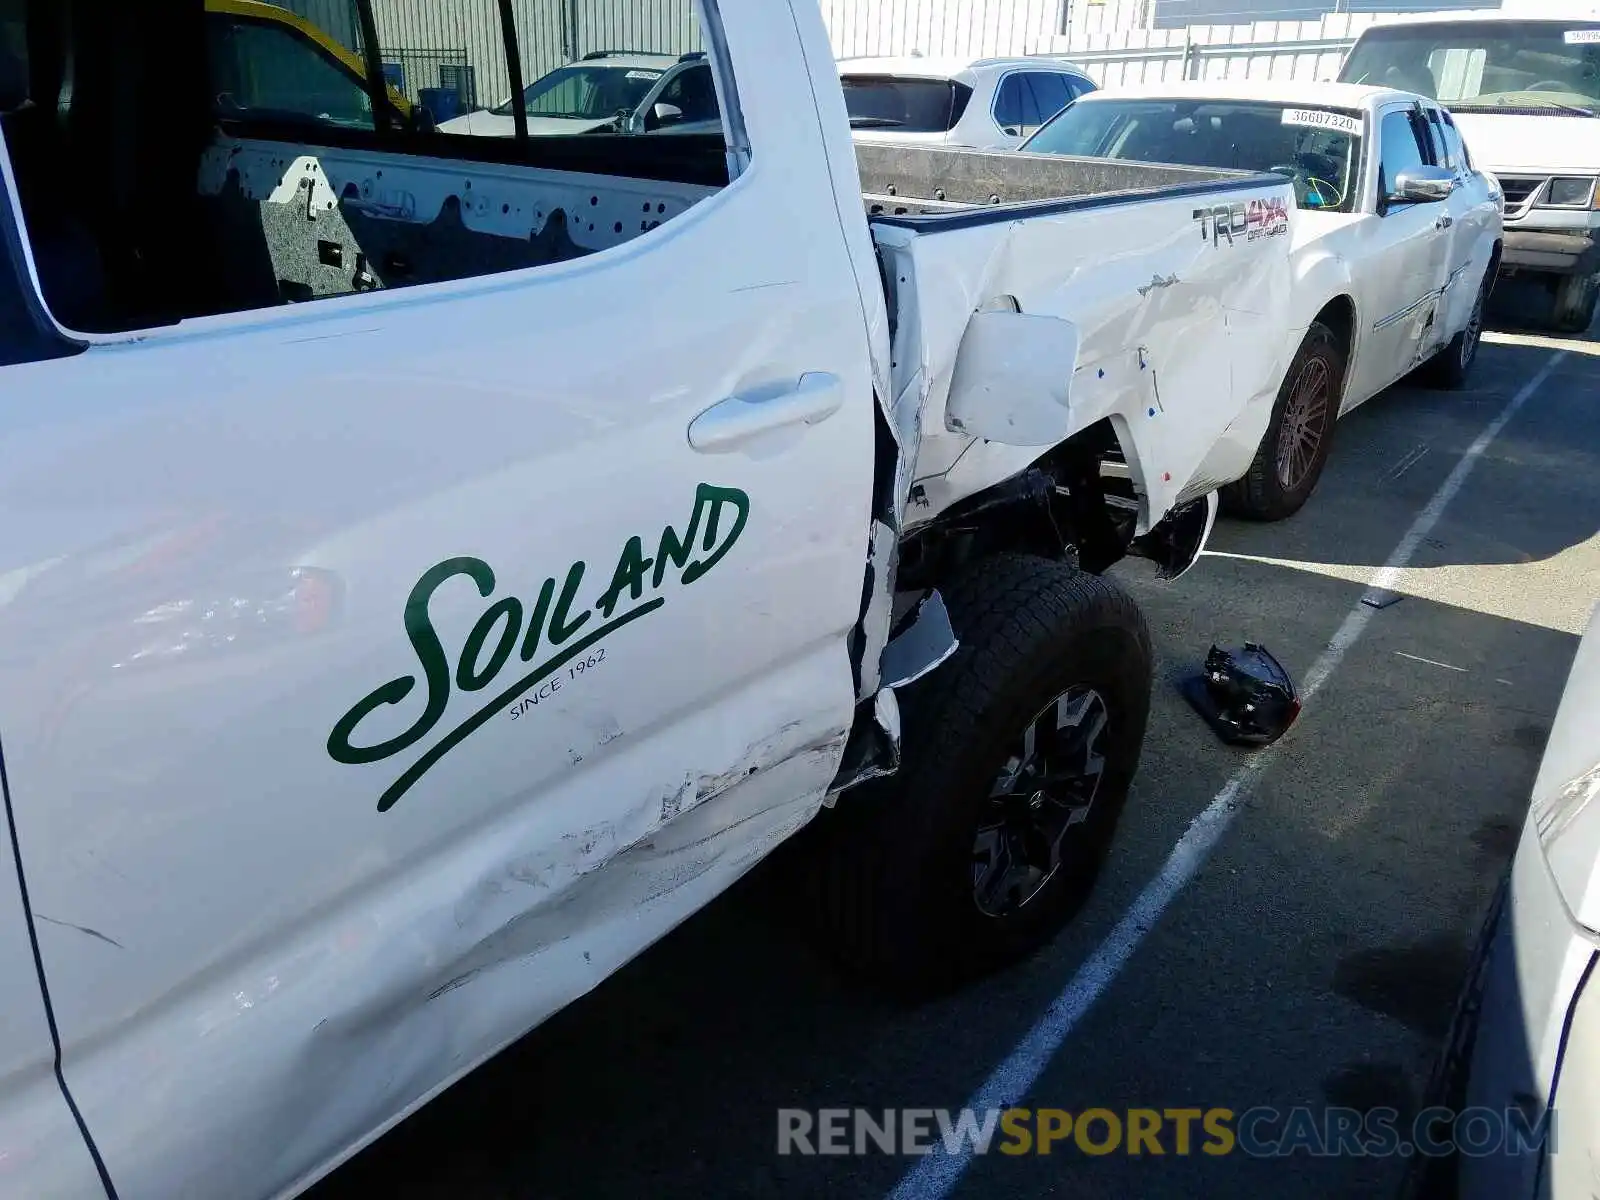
<box><xmin>1436</xmin><ymin>214</ymin><xmax>1454</xmax><ymax>229</ymax></box>
<box><xmin>687</xmin><ymin>372</ymin><xmax>844</xmax><ymax>453</ymax></box>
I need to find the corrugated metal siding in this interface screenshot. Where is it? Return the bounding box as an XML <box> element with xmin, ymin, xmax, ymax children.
<box><xmin>280</xmin><ymin>0</ymin><xmax>361</xmax><ymax>49</ymax></box>
<box><xmin>820</xmin><ymin>0</ymin><xmax>1064</xmax><ymax>60</ymax></box>
<box><xmin>1153</xmin><ymin>0</ymin><xmax>1497</xmax><ymax>25</ymax></box>
<box><xmin>1062</xmin><ymin>19</ymin><xmax>1363</xmax><ymax>85</ymax></box>
<box><xmin>369</xmin><ymin>1</ymin><xmax>513</xmax><ymax>100</ymax></box>
<box><xmin>568</xmin><ymin>0</ymin><xmax>699</xmax><ymax>62</ymax></box>
<box><xmin>281</xmin><ymin>0</ymin><xmax>1086</xmax><ymax>109</ymax></box>
<box><xmin>362</xmin><ymin>0</ymin><xmax>699</xmax><ymax>104</ymax></box>
<box><xmin>267</xmin><ymin>0</ymin><xmax>1490</xmax><ymax>104</ymax></box>
<box><xmin>1055</xmin><ymin>7</ymin><xmax>1504</xmax><ymax>86</ymax></box>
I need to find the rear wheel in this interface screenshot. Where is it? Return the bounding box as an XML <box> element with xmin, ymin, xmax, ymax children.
<box><xmin>1223</xmin><ymin>321</ymin><xmax>1343</xmax><ymax>522</ymax></box>
<box><xmin>809</xmin><ymin>554</ymin><xmax>1152</xmax><ymax>996</ymax></box>
<box><xmin>1420</xmin><ymin>271</ymin><xmax>1488</xmax><ymax>389</ymax></box>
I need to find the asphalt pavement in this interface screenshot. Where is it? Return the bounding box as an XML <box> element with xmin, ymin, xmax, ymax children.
<box><xmin>308</xmin><ymin>314</ymin><xmax>1600</xmax><ymax>1200</ymax></box>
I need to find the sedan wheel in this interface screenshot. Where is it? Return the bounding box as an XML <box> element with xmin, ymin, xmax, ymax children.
<box><xmin>1274</xmin><ymin>355</ymin><xmax>1332</xmax><ymax>495</ymax></box>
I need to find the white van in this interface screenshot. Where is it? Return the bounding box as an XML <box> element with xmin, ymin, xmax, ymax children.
<box><xmin>1340</xmin><ymin>10</ymin><xmax>1600</xmax><ymax>331</ymax></box>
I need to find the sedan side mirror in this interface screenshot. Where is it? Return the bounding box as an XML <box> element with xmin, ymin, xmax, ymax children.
<box><xmin>652</xmin><ymin>101</ymin><xmax>684</xmax><ymax>125</ymax></box>
<box><xmin>1390</xmin><ymin>166</ymin><xmax>1457</xmax><ymax>204</ymax></box>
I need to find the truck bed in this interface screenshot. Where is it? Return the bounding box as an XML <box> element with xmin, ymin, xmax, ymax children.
<box><xmin>857</xmin><ymin>142</ymin><xmax>1279</xmax><ymax>224</ymax></box>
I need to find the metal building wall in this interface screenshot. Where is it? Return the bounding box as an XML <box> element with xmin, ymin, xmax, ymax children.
<box><xmin>364</xmin><ymin>0</ymin><xmax>698</xmax><ymax>106</ymax></box>
<box><xmin>1056</xmin><ymin>6</ymin><xmax>1503</xmax><ymax>87</ymax></box>
<box><xmin>288</xmin><ymin>0</ymin><xmax>1069</xmax><ymax>110</ymax></box>
<box><xmin>821</xmin><ymin>0</ymin><xmax>1066</xmax><ymax>60</ymax></box>
<box><xmin>1150</xmin><ymin>0</ymin><xmax>1496</xmax><ymax>26</ymax></box>
<box><xmin>281</xmin><ymin>0</ymin><xmax>362</xmax><ymax>49</ymax></box>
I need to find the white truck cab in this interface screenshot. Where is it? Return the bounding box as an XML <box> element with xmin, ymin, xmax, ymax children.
<box><xmin>1340</xmin><ymin>11</ymin><xmax>1600</xmax><ymax>332</ymax></box>
<box><xmin>0</xmin><ymin>0</ymin><xmax>1299</xmax><ymax>1196</ymax></box>
<box><xmin>1024</xmin><ymin>79</ymin><xmax>1503</xmax><ymax>521</ymax></box>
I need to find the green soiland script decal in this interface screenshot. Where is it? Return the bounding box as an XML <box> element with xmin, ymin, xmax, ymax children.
<box><xmin>329</xmin><ymin>483</ymin><xmax>750</xmax><ymax>812</ymax></box>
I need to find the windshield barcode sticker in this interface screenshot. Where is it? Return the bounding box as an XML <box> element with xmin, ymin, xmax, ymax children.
<box><xmin>1281</xmin><ymin>108</ymin><xmax>1361</xmax><ymax>135</ymax></box>
<box><xmin>1565</xmin><ymin>29</ymin><xmax>1600</xmax><ymax>44</ymax></box>
<box><xmin>625</xmin><ymin>70</ymin><xmax>664</xmax><ymax>80</ymax></box>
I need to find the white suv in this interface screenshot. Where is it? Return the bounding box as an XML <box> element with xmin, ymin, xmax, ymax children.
<box><xmin>839</xmin><ymin>55</ymin><xmax>1096</xmax><ymax>150</ymax></box>
<box><xmin>439</xmin><ymin>50</ymin><xmax>721</xmax><ymax>138</ymax></box>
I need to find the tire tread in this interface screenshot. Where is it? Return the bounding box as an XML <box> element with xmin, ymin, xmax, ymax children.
<box><xmin>811</xmin><ymin>554</ymin><xmax>1152</xmax><ymax>992</ymax></box>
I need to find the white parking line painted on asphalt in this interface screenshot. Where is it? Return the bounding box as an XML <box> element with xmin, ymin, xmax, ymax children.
<box><xmin>887</xmin><ymin>348</ymin><xmax>1569</xmax><ymax>1200</ymax></box>
<box><xmin>1395</xmin><ymin>651</ymin><xmax>1468</xmax><ymax>673</ymax></box>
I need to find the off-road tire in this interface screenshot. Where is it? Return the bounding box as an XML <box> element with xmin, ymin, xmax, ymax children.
<box><xmin>1223</xmin><ymin>321</ymin><xmax>1345</xmax><ymax>522</ymax></box>
<box><xmin>809</xmin><ymin>554</ymin><xmax>1152</xmax><ymax>997</ymax></box>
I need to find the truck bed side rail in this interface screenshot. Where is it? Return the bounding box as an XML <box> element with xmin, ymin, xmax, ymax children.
<box><xmin>857</xmin><ymin>143</ymin><xmax>1284</xmax><ymax>228</ymax></box>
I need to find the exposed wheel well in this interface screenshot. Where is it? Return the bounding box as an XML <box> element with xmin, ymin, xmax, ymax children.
<box><xmin>1314</xmin><ymin>295</ymin><xmax>1356</xmax><ymax>354</ymax></box>
<box><xmin>896</xmin><ymin>418</ymin><xmax>1133</xmax><ymax>591</ymax></box>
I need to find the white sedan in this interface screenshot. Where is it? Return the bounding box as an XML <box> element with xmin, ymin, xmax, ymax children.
<box><xmin>839</xmin><ymin>55</ymin><xmax>1095</xmax><ymax>150</ymax></box>
<box><xmin>1023</xmin><ymin>80</ymin><xmax>1504</xmax><ymax>520</ymax></box>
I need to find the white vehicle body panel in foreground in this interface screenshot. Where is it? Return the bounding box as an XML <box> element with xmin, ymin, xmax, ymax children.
<box><xmin>0</xmin><ymin>814</ymin><xmax>105</xmax><ymax>1197</ymax></box>
<box><xmin>0</xmin><ymin>8</ymin><xmax>875</xmax><ymax>1196</ymax></box>
<box><xmin>0</xmin><ymin>1</ymin><xmax>1294</xmax><ymax>1197</ymax></box>
<box><xmin>1461</xmin><ymin>604</ymin><xmax>1600</xmax><ymax>1200</ymax></box>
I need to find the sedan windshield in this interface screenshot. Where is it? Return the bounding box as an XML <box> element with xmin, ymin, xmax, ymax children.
<box><xmin>494</xmin><ymin>64</ymin><xmax>664</xmax><ymax>120</ymax></box>
<box><xmin>1339</xmin><ymin>21</ymin><xmax>1600</xmax><ymax>115</ymax></box>
<box><xmin>1023</xmin><ymin>99</ymin><xmax>1361</xmax><ymax>212</ymax></box>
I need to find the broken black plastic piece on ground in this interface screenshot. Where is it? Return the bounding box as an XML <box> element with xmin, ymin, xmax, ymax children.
<box><xmin>1181</xmin><ymin>642</ymin><xmax>1302</xmax><ymax>747</ymax></box>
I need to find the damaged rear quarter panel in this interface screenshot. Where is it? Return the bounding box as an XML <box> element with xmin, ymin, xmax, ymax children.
<box><xmin>874</xmin><ymin>181</ymin><xmax>1295</xmax><ymax>536</ymax></box>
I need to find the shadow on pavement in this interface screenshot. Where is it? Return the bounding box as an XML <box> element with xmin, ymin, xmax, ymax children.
<box><xmin>1485</xmin><ymin>275</ymin><xmax>1588</xmax><ymax>335</ymax></box>
<box><xmin>307</xmin><ymin>569</ymin><xmax>1580</xmax><ymax>1200</ymax></box>
<box><xmin>1209</xmin><ymin>337</ymin><xmax>1600</xmax><ymax>574</ymax></box>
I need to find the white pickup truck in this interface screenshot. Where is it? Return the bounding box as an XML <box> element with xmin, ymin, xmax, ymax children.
<box><xmin>0</xmin><ymin>1</ymin><xmax>1297</xmax><ymax>1196</ymax></box>
<box><xmin>1023</xmin><ymin>80</ymin><xmax>1504</xmax><ymax>520</ymax></box>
